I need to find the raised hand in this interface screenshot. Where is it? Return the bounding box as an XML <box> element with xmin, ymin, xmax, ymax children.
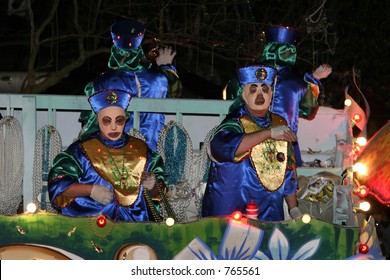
<box><xmin>155</xmin><ymin>46</ymin><xmax>177</xmax><ymax>66</ymax></box>
<box><xmin>313</xmin><ymin>64</ymin><xmax>332</xmax><ymax>80</ymax></box>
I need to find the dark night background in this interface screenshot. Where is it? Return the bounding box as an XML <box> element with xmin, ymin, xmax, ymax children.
<box><xmin>1</xmin><ymin>0</ymin><xmax>389</xmax><ymax>140</ymax></box>
<box><xmin>0</xmin><ymin>3</ymin><xmax>389</xmax><ymax>154</ymax></box>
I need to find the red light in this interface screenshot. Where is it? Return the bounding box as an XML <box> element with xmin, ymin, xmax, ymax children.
<box><xmin>358</xmin><ymin>243</ymin><xmax>369</xmax><ymax>254</ymax></box>
<box><xmin>96</xmin><ymin>215</ymin><xmax>107</xmax><ymax>227</ymax></box>
<box><xmin>353</xmin><ymin>114</ymin><xmax>362</xmax><ymax>123</ymax></box>
<box><xmin>231</xmin><ymin>211</ymin><xmax>243</xmax><ymax>221</ymax></box>
<box><xmin>357</xmin><ymin>186</ymin><xmax>369</xmax><ymax>199</ymax></box>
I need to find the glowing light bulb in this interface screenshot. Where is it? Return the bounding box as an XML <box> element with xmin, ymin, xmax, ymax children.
<box><xmin>353</xmin><ymin>163</ymin><xmax>367</xmax><ymax>176</ymax></box>
<box><xmin>26</xmin><ymin>203</ymin><xmax>37</xmax><ymax>213</ymax></box>
<box><xmin>359</xmin><ymin>201</ymin><xmax>371</xmax><ymax>211</ymax></box>
<box><xmin>353</xmin><ymin>113</ymin><xmax>362</xmax><ymax>123</ymax></box>
<box><xmin>357</xmin><ymin>185</ymin><xmax>369</xmax><ymax>199</ymax></box>
<box><xmin>231</xmin><ymin>211</ymin><xmax>243</xmax><ymax>221</ymax></box>
<box><xmin>302</xmin><ymin>214</ymin><xmax>311</xmax><ymax>224</ymax></box>
<box><xmin>96</xmin><ymin>215</ymin><xmax>107</xmax><ymax>227</ymax></box>
<box><xmin>356</xmin><ymin>137</ymin><xmax>367</xmax><ymax>146</ymax></box>
<box><xmin>358</xmin><ymin>243</ymin><xmax>369</xmax><ymax>254</ymax></box>
<box><xmin>344</xmin><ymin>99</ymin><xmax>352</xmax><ymax>107</ymax></box>
<box><xmin>166</xmin><ymin>217</ymin><xmax>175</xmax><ymax>227</ymax></box>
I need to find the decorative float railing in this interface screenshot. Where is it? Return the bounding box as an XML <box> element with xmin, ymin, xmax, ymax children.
<box><xmin>0</xmin><ymin>93</ymin><xmax>232</xmax><ymax>211</ymax></box>
<box><xmin>0</xmin><ymin>93</ymin><xmax>384</xmax><ymax>260</ymax></box>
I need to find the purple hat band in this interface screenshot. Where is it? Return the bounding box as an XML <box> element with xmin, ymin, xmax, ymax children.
<box><xmin>88</xmin><ymin>89</ymin><xmax>131</xmax><ymax>114</ymax></box>
<box><xmin>265</xmin><ymin>26</ymin><xmax>299</xmax><ymax>45</ymax></box>
<box><xmin>237</xmin><ymin>65</ymin><xmax>277</xmax><ymax>86</ymax></box>
<box><xmin>110</xmin><ymin>19</ymin><xmax>145</xmax><ymax>49</ymax></box>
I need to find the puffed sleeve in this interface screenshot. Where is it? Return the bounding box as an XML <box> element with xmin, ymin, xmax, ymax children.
<box><xmin>160</xmin><ymin>64</ymin><xmax>183</xmax><ymax>98</ymax></box>
<box><xmin>299</xmin><ymin>72</ymin><xmax>322</xmax><ymax>119</ymax></box>
<box><xmin>48</xmin><ymin>149</ymin><xmax>83</xmax><ymax>210</ymax></box>
<box><xmin>209</xmin><ymin>120</ymin><xmax>246</xmax><ymax>163</ymax></box>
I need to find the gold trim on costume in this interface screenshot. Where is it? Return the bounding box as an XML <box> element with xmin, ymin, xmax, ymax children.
<box><xmin>82</xmin><ymin>137</ymin><xmax>148</xmax><ymax>206</ymax></box>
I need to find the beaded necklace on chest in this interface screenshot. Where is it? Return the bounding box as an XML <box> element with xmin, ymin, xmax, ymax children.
<box><xmin>248</xmin><ymin>110</ymin><xmax>271</xmax><ymax>129</ymax></box>
<box><xmin>103</xmin><ymin>143</ymin><xmax>134</xmax><ymax>191</ymax></box>
<box><xmin>248</xmin><ymin>111</ymin><xmax>285</xmax><ymax>163</ymax></box>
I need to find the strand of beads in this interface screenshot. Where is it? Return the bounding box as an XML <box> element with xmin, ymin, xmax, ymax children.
<box><xmin>0</xmin><ymin>116</ymin><xmax>23</xmax><ymax>215</ymax></box>
<box><xmin>104</xmin><ymin>143</ymin><xmax>131</xmax><ymax>190</ymax></box>
<box><xmin>157</xmin><ymin>121</ymin><xmax>194</xmax><ymax>221</ymax></box>
<box><xmin>143</xmin><ymin>189</ymin><xmax>162</xmax><ymax>222</ymax></box>
<box><xmin>33</xmin><ymin>125</ymin><xmax>62</xmax><ymax>212</ymax></box>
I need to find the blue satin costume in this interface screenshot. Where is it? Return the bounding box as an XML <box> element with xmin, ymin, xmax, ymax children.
<box><xmin>270</xmin><ymin>68</ymin><xmax>321</xmax><ymax>166</ymax></box>
<box><xmin>201</xmin><ymin>106</ymin><xmax>297</xmax><ymax>222</ymax></box>
<box><xmin>85</xmin><ymin>19</ymin><xmax>181</xmax><ymax>152</ymax></box>
<box><xmin>105</xmin><ymin>31</ymin><xmax>182</xmax><ymax>151</ymax></box>
<box><xmin>48</xmin><ymin>132</ymin><xmax>168</xmax><ymax>221</ymax></box>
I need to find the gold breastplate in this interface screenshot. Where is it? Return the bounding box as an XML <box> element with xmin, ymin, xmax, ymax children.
<box><xmin>239</xmin><ymin>115</ymin><xmax>288</xmax><ymax>192</ymax></box>
<box><xmin>82</xmin><ymin>137</ymin><xmax>148</xmax><ymax>206</ymax></box>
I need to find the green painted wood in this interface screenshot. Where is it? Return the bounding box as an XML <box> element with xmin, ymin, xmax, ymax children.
<box><xmin>0</xmin><ymin>212</ymin><xmax>359</xmax><ymax>260</ymax></box>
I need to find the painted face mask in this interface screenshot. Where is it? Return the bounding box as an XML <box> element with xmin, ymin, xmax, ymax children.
<box><xmin>98</xmin><ymin>106</ymin><xmax>126</xmax><ymax>140</ymax></box>
<box><xmin>242</xmin><ymin>83</ymin><xmax>273</xmax><ymax>115</ymax></box>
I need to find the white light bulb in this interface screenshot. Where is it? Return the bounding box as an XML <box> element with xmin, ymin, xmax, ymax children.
<box><xmin>26</xmin><ymin>203</ymin><xmax>37</xmax><ymax>213</ymax></box>
<box><xmin>356</xmin><ymin>137</ymin><xmax>367</xmax><ymax>146</ymax></box>
<box><xmin>353</xmin><ymin>163</ymin><xmax>367</xmax><ymax>175</ymax></box>
<box><xmin>302</xmin><ymin>214</ymin><xmax>311</xmax><ymax>224</ymax></box>
<box><xmin>165</xmin><ymin>217</ymin><xmax>175</xmax><ymax>226</ymax></box>
<box><xmin>359</xmin><ymin>201</ymin><xmax>371</xmax><ymax>212</ymax></box>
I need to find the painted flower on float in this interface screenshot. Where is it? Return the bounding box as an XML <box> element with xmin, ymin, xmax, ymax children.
<box><xmin>173</xmin><ymin>220</ymin><xmax>263</xmax><ymax>260</ymax></box>
<box><xmin>253</xmin><ymin>227</ymin><xmax>321</xmax><ymax>260</ymax></box>
<box><xmin>173</xmin><ymin>217</ymin><xmax>384</xmax><ymax>260</ymax></box>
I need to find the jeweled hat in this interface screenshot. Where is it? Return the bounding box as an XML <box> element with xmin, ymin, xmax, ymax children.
<box><xmin>110</xmin><ymin>19</ymin><xmax>145</xmax><ymax>49</ymax></box>
<box><xmin>265</xmin><ymin>25</ymin><xmax>299</xmax><ymax>45</ymax></box>
<box><xmin>88</xmin><ymin>89</ymin><xmax>131</xmax><ymax>114</ymax></box>
<box><xmin>237</xmin><ymin>65</ymin><xmax>277</xmax><ymax>86</ymax></box>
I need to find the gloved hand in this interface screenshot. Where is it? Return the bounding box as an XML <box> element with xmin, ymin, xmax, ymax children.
<box><xmin>155</xmin><ymin>46</ymin><xmax>176</xmax><ymax>66</ymax></box>
<box><xmin>141</xmin><ymin>172</ymin><xmax>156</xmax><ymax>191</ymax></box>
<box><xmin>289</xmin><ymin>207</ymin><xmax>303</xmax><ymax>219</ymax></box>
<box><xmin>90</xmin><ymin>184</ymin><xmax>113</xmax><ymax>205</ymax></box>
<box><xmin>271</xmin><ymin>125</ymin><xmax>297</xmax><ymax>142</ymax></box>
<box><xmin>313</xmin><ymin>64</ymin><xmax>332</xmax><ymax>80</ymax></box>
<box><xmin>271</xmin><ymin>125</ymin><xmax>288</xmax><ymax>139</ymax></box>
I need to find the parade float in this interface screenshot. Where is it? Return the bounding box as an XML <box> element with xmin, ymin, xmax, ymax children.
<box><xmin>0</xmin><ymin>90</ymin><xmax>386</xmax><ymax>260</ymax></box>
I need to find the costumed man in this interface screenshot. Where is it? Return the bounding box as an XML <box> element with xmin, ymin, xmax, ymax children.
<box><xmin>48</xmin><ymin>88</ymin><xmax>175</xmax><ymax>222</ymax></box>
<box><xmin>84</xmin><ymin>19</ymin><xmax>182</xmax><ymax>151</ymax></box>
<box><xmin>202</xmin><ymin>65</ymin><xmax>302</xmax><ymax>221</ymax></box>
<box><xmin>225</xmin><ymin>25</ymin><xmax>332</xmax><ymax>166</ymax></box>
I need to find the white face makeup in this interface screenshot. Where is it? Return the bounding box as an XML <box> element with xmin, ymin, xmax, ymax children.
<box><xmin>97</xmin><ymin>106</ymin><xmax>126</xmax><ymax>141</ymax></box>
<box><xmin>242</xmin><ymin>83</ymin><xmax>273</xmax><ymax>116</ymax></box>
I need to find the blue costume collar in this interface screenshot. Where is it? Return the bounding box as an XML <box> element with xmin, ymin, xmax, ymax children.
<box><xmin>97</xmin><ymin>133</ymin><xmax>127</xmax><ymax>148</ymax></box>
